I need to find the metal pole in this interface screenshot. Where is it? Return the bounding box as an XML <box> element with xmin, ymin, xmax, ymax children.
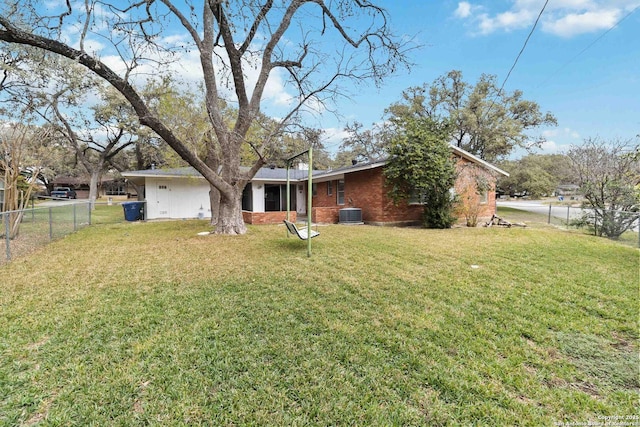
<box><xmin>73</xmin><ymin>203</ymin><xmax>77</xmax><ymax>232</ymax></box>
<box><xmin>307</xmin><ymin>147</ymin><xmax>313</xmax><ymax>257</ymax></box>
<box><xmin>49</xmin><ymin>207</ymin><xmax>53</xmax><ymax>240</ymax></box>
<box><xmin>88</xmin><ymin>201</ymin><xmax>92</xmax><ymax>225</ymax></box>
<box><xmin>566</xmin><ymin>206</ymin><xmax>570</xmax><ymax>229</ymax></box>
<box><xmin>286</xmin><ymin>165</ymin><xmax>291</xmax><ymax>223</ymax></box>
<box><xmin>4</xmin><ymin>212</ymin><xmax>10</xmax><ymax>261</ymax></box>
<box><xmin>548</xmin><ymin>204</ymin><xmax>552</xmax><ymax>224</ymax></box>
<box><xmin>285</xmin><ymin>148</ymin><xmax>314</xmax><ymax>255</ymax></box>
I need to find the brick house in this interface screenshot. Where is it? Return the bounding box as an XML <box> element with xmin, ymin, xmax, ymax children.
<box><xmin>309</xmin><ymin>145</ymin><xmax>508</xmax><ymax>226</ymax></box>
<box><xmin>122</xmin><ymin>145</ymin><xmax>507</xmax><ymax>225</ymax></box>
<box><xmin>50</xmin><ymin>173</ymin><xmax>134</xmax><ymax>199</ymax></box>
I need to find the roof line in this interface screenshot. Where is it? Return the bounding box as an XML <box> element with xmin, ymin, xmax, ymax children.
<box><xmin>121</xmin><ymin>146</ymin><xmax>509</xmax><ymax>181</ymax></box>
<box><xmin>449</xmin><ymin>145</ymin><xmax>510</xmax><ymax>176</ymax></box>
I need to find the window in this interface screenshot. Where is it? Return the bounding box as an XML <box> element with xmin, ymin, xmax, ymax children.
<box><xmin>312</xmin><ymin>183</ymin><xmax>317</xmax><ymax>196</ymax></box>
<box><xmin>409</xmin><ymin>189</ymin><xmax>426</xmax><ymax>205</ymax></box>
<box><xmin>264</xmin><ymin>184</ymin><xmax>295</xmax><ymax>211</ymax></box>
<box><xmin>104</xmin><ymin>179</ymin><xmax>127</xmax><ymax>195</ymax></box>
<box><xmin>479</xmin><ymin>189</ymin><xmax>488</xmax><ymax>204</ymax></box>
<box><xmin>327</xmin><ymin>180</ymin><xmax>333</xmax><ymax>196</ymax></box>
<box><xmin>409</xmin><ymin>188</ymin><xmax>456</xmax><ymax>205</ymax></box>
<box><xmin>337</xmin><ymin>179</ymin><xmax>345</xmax><ymax>205</ymax></box>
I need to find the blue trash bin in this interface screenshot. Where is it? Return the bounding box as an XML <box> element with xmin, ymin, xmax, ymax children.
<box><xmin>122</xmin><ymin>201</ymin><xmax>145</xmax><ymax>221</ymax></box>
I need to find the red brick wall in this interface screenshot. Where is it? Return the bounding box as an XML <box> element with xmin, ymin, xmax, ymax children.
<box><xmin>312</xmin><ymin>181</ymin><xmax>339</xmax><ymax>207</ymax></box>
<box><xmin>312</xmin><ymin>206</ymin><xmax>341</xmax><ymax>223</ymax></box>
<box><xmin>312</xmin><ymin>169</ymin><xmax>422</xmax><ymax>225</ymax></box>
<box><xmin>243</xmin><ymin>210</ymin><xmax>296</xmax><ymax>225</ymax></box>
<box><xmin>453</xmin><ymin>158</ymin><xmax>498</xmax><ymax>224</ymax></box>
<box><xmin>311</xmin><ymin>162</ymin><xmax>498</xmax><ymax>226</ymax></box>
<box><xmin>246</xmin><ymin>159</ymin><xmax>499</xmax><ymax>226</ymax></box>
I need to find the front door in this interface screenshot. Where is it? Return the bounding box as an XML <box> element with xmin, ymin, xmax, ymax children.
<box><xmin>296</xmin><ymin>184</ymin><xmax>306</xmax><ymax>214</ymax></box>
<box><xmin>156</xmin><ymin>182</ymin><xmax>170</xmax><ymax>218</ymax></box>
<box><xmin>264</xmin><ymin>184</ymin><xmax>280</xmax><ymax>211</ymax></box>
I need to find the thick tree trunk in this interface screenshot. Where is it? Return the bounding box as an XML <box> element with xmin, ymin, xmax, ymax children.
<box><xmin>209</xmin><ymin>185</ymin><xmax>220</xmax><ymax>225</ymax></box>
<box><xmin>215</xmin><ymin>188</ymin><xmax>246</xmax><ymax>235</ymax></box>
<box><xmin>88</xmin><ymin>170</ymin><xmax>100</xmax><ymax>210</ymax></box>
<box><xmin>128</xmin><ymin>182</ymin><xmax>145</xmax><ymax>202</ymax></box>
<box><xmin>204</xmin><ymin>133</ymin><xmax>222</xmax><ymax>227</ymax></box>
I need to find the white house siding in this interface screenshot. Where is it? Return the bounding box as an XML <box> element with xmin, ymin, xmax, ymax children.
<box><xmin>122</xmin><ymin>168</ymin><xmax>311</xmax><ymax>220</ymax></box>
<box><xmin>145</xmin><ymin>177</ymin><xmax>211</xmax><ymax>220</ymax></box>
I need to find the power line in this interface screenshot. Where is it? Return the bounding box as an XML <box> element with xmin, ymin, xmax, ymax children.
<box><xmin>498</xmin><ymin>0</ymin><xmax>550</xmax><ymax>95</ymax></box>
<box><xmin>536</xmin><ymin>4</ymin><xmax>640</xmax><ymax>88</ymax></box>
<box><xmin>484</xmin><ymin>0</ymin><xmax>549</xmax><ymax>120</ymax></box>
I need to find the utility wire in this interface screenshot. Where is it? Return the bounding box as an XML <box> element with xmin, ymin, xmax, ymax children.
<box><xmin>536</xmin><ymin>4</ymin><xmax>640</xmax><ymax>88</ymax></box>
<box><xmin>481</xmin><ymin>0</ymin><xmax>549</xmax><ymax>130</ymax></box>
<box><xmin>498</xmin><ymin>0</ymin><xmax>550</xmax><ymax>96</ymax></box>
<box><xmin>483</xmin><ymin>0</ymin><xmax>549</xmax><ymax>121</ymax></box>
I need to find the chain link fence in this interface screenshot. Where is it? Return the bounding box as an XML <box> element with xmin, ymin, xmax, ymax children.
<box><xmin>542</xmin><ymin>204</ymin><xmax>639</xmax><ymax>247</ymax></box>
<box><xmin>1</xmin><ymin>200</ymin><xmax>137</xmax><ymax>265</ymax></box>
<box><xmin>497</xmin><ymin>202</ymin><xmax>639</xmax><ymax>247</ymax></box>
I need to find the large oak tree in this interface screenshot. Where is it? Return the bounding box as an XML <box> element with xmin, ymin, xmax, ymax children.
<box><xmin>386</xmin><ymin>70</ymin><xmax>557</xmax><ymax>162</ymax></box>
<box><xmin>0</xmin><ymin>0</ymin><xmax>411</xmax><ymax>234</ymax></box>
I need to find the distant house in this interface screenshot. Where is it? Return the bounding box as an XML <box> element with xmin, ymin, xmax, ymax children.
<box><xmin>51</xmin><ymin>173</ymin><xmax>134</xmax><ymax>199</ymax></box>
<box><xmin>555</xmin><ymin>184</ymin><xmax>581</xmax><ymax>198</ymax></box>
<box><xmin>122</xmin><ymin>145</ymin><xmax>508</xmax><ymax>226</ymax></box>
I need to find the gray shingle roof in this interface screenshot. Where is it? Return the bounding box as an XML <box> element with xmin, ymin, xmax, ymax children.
<box><xmin>122</xmin><ymin>144</ymin><xmax>508</xmax><ymax>182</ymax></box>
<box><xmin>123</xmin><ymin>166</ymin><xmax>318</xmax><ymax>181</ymax></box>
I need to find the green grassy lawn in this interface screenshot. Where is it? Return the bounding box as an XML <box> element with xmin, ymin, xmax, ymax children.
<box><xmin>0</xmin><ymin>217</ymin><xmax>637</xmax><ymax>425</ymax></box>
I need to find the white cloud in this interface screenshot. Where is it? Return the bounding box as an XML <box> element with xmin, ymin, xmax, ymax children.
<box><xmin>542</xmin><ymin>9</ymin><xmax>621</xmax><ymax>37</ymax></box>
<box><xmin>540</xmin><ymin>139</ymin><xmax>559</xmax><ymax>152</ymax></box>
<box><xmin>260</xmin><ymin>68</ymin><xmax>295</xmax><ymax>107</ymax></box>
<box><xmin>537</xmin><ymin>127</ymin><xmax>580</xmax><ymax>153</ymax></box>
<box><xmin>454</xmin><ymin>2</ymin><xmax>473</xmax><ymax>18</ymax></box>
<box><xmin>478</xmin><ymin>8</ymin><xmax>536</xmax><ymax>34</ymax></box>
<box><xmin>453</xmin><ymin>0</ymin><xmax>639</xmax><ymax>37</ymax></box>
<box><xmin>45</xmin><ymin>9</ymin><xmax>348</xmax><ymax>127</ymax></box>
<box><xmin>542</xmin><ymin>127</ymin><xmax>581</xmax><ymax>139</ymax></box>
<box><xmin>321</xmin><ymin>127</ymin><xmax>350</xmax><ymax>151</ymax></box>
<box><xmin>535</xmin><ymin>138</ymin><xmax>575</xmax><ymax>154</ymax></box>
<box><xmin>565</xmin><ymin>127</ymin><xmax>581</xmax><ymax>139</ymax></box>
<box><xmin>97</xmin><ymin>35</ymin><xmax>296</xmax><ymax>116</ymax></box>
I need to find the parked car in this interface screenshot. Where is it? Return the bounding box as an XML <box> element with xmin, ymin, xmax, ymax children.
<box><xmin>51</xmin><ymin>187</ymin><xmax>77</xmax><ymax>199</ymax></box>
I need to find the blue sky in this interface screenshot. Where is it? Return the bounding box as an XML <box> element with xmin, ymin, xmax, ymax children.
<box><xmin>34</xmin><ymin>0</ymin><xmax>640</xmax><ymax>158</ymax></box>
<box><xmin>312</xmin><ymin>0</ymin><xmax>640</xmax><ymax>156</ymax></box>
